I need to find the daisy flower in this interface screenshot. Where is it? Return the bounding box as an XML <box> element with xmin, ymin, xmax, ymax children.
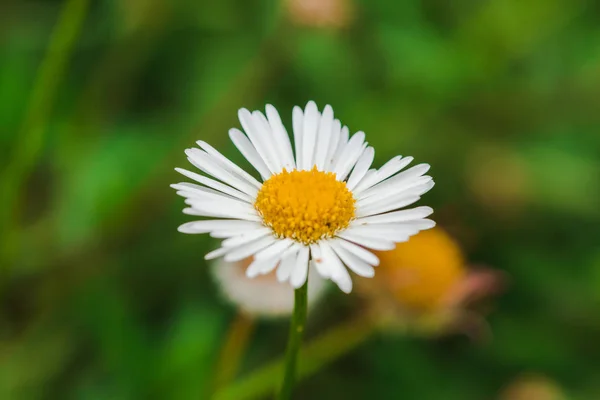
<box><xmin>172</xmin><ymin>101</ymin><xmax>435</xmax><ymax>293</ymax></box>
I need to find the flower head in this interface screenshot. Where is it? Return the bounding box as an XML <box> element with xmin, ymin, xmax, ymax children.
<box><xmin>173</xmin><ymin>101</ymin><xmax>435</xmax><ymax>293</ymax></box>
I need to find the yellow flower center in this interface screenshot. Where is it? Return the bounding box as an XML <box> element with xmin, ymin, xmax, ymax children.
<box><xmin>255</xmin><ymin>167</ymin><xmax>356</xmax><ymax>244</ymax></box>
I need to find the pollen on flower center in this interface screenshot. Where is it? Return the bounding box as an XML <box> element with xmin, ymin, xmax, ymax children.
<box><xmin>255</xmin><ymin>167</ymin><xmax>356</xmax><ymax>244</ymax></box>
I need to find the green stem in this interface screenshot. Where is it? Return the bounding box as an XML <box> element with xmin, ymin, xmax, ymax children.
<box><xmin>213</xmin><ymin>313</ymin><xmax>375</xmax><ymax>400</ymax></box>
<box><xmin>278</xmin><ymin>279</ymin><xmax>309</xmax><ymax>400</ymax></box>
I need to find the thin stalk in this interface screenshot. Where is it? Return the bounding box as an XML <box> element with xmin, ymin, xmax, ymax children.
<box><xmin>278</xmin><ymin>279</ymin><xmax>309</xmax><ymax>399</ymax></box>
<box><xmin>212</xmin><ymin>312</ymin><xmax>256</xmax><ymax>394</ymax></box>
<box><xmin>213</xmin><ymin>312</ymin><xmax>375</xmax><ymax>400</ymax></box>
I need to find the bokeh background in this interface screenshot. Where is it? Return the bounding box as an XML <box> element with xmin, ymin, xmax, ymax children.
<box><xmin>1</xmin><ymin>0</ymin><xmax>600</xmax><ymax>398</ymax></box>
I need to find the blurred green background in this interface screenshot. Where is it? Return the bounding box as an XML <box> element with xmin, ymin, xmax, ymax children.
<box><xmin>1</xmin><ymin>0</ymin><xmax>600</xmax><ymax>398</ymax></box>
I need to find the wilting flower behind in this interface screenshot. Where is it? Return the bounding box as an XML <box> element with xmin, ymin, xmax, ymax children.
<box><xmin>173</xmin><ymin>102</ymin><xmax>435</xmax><ymax>293</ymax></box>
<box><xmin>210</xmin><ymin>257</ymin><xmax>328</xmax><ymax>318</ymax></box>
<box><xmin>498</xmin><ymin>374</ymin><xmax>566</xmax><ymax>400</ymax></box>
<box><xmin>286</xmin><ymin>0</ymin><xmax>354</xmax><ymax>29</ymax></box>
<box><xmin>358</xmin><ymin>227</ymin><xmax>503</xmax><ymax>337</ymax></box>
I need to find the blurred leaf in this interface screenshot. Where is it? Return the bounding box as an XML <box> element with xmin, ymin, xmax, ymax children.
<box><xmin>74</xmin><ymin>274</ymin><xmax>154</xmax><ymax>398</ymax></box>
<box><xmin>0</xmin><ymin>323</ymin><xmax>74</xmax><ymax>399</ymax></box>
<box><xmin>53</xmin><ymin>123</ymin><xmax>169</xmax><ymax>249</ymax></box>
<box><xmin>156</xmin><ymin>303</ymin><xmax>224</xmax><ymax>399</ymax></box>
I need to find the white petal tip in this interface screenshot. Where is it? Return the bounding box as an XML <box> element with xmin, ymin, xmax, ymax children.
<box><xmin>421</xmin><ymin>219</ymin><xmax>436</xmax><ymax>229</ymax></box>
<box><xmin>177</xmin><ymin>222</ymin><xmax>202</xmax><ymax>234</ymax></box>
<box><xmin>246</xmin><ymin>270</ymin><xmax>259</xmax><ymax>279</ymax></box>
<box><xmin>291</xmin><ymin>276</ymin><xmax>307</xmax><ymax>289</ymax></box>
<box><xmin>337</xmin><ymin>283</ymin><xmax>352</xmax><ymax>294</ymax></box>
<box><xmin>204</xmin><ymin>251</ymin><xmax>222</xmax><ymax>260</ymax></box>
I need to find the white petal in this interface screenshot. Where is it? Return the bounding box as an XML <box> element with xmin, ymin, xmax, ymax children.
<box><xmin>175</xmin><ymin>168</ymin><xmax>254</xmax><ymax>203</ymax></box>
<box><xmin>330</xmin><ymin>125</ymin><xmax>349</xmax><ymax>170</ymax></box>
<box><xmin>210</xmin><ymin>228</ymin><xmax>258</xmax><ymax>239</ymax></box>
<box><xmin>290</xmin><ymin>246</ymin><xmax>310</xmax><ymax>288</ymax></box>
<box><xmin>405</xmin><ymin>218</ymin><xmax>436</xmax><ymax>230</ymax></box>
<box><xmin>185</xmin><ymin>200</ymin><xmax>260</xmax><ymax>221</ymax></box>
<box><xmin>224</xmin><ymin>235</ymin><xmax>276</xmax><ymax>262</ymax></box>
<box><xmin>356</xmin><ymin>195</ymin><xmax>422</xmax><ymax>218</ymax></box>
<box><xmin>238</xmin><ymin>108</ymin><xmax>279</xmax><ymax>174</ymax></box>
<box><xmin>178</xmin><ymin>219</ymin><xmax>261</xmax><ymax>234</ymax></box>
<box><xmin>337</xmin><ymin>231</ymin><xmax>396</xmax><ymax>251</ymax></box>
<box><xmin>246</xmin><ymin>255</ymin><xmax>280</xmax><ymax>278</ymax></box>
<box><xmin>353</xmin><ymin>156</ymin><xmax>413</xmax><ymax>195</ymax></box>
<box><xmin>324</xmin><ymin>119</ymin><xmax>342</xmax><ymax>171</ymax></box>
<box><xmin>346</xmin><ymin>146</ymin><xmax>375</xmax><ymax>190</ymax></box>
<box><xmin>221</xmin><ymin>228</ymin><xmax>273</xmax><ymax>248</ymax></box>
<box><xmin>266</xmin><ymin>104</ymin><xmax>296</xmax><ymax>170</ymax></box>
<box><xmin>319</xmin><ymin>241</ymin><xmax>352</xmax><ymax>293</ymax></box>
<box><xmin>186</xmin><ymin>148</ymin><xmax>258</xmax><ymax>197</ymax></box>
<box><xmin>205</xmin><ymin>246</ymin><xmax>230</xmax><ymax>260</ymax></box>
<box><xmin>301</xmin><ymin>101</ymin><xmax>320</xmax><ymax>170</ymax></box>
<box><xmin>172</xmin><ymin>182</ymin><xmax>235</xmax><ymax>200</ymax></box>
<box><xmin>332</xmin><ymin>132</ymin><xmax>366</xmax><ymax>181</ymax></box>
<box><xmin>182</xmin><ymin>207</ymin><xmax>260</xmax><ymax>222</ymax></box>
<box><xmin>361</xmin><ymin>163</ymin><xmax>430</xmax><ymax>199</ymax></box>
<box><xmin>344</xmin><ymin>225</ymin><xmax>414</xmax><ymax>243</ymax></box>
<box><xmin>254</xmin><ymin>238</ymin><xmax>294</xmax><ymax>260</ymax></box>
<box><xmin>252</xmin><ymin>110</ymin><xmax>284</xmax><ymax>172</ymax></box>
<box><xmin>357</xmin><ymin>176</ymin><xmax>433</xmax><ymax>208</ymax></box>
<box><xmin>195</xmin><ymin>140</ymin><xmax>262</xmax><ymax>189</ymax></box>
<box><xmin>356</xmin><ymin>206</ymin><xmax>434</xmax><ymax>225</ymax></box>
<box><xmin>352</xmin><ymin>169</ymin><xmax>376</xmax><ymax>192</ymax></box>
<box><xmin>276</xmin><ymin>244</ymin><xmax>301</xmax><ymax>282</ymax></box>
<box><xmin>229</xmin><ymin>128</ymin><xmax>271</xmax><ymax>180</ymax></box>
<box><xmin>330</xmin><ymin>241</ymin><xmax>375</xmax><ymax>277</ymax></box>
<box><xmin>292</xmin><ymin>106</ymin><xmax>304</xmax><ymax>169</ymax></box>
<box><xmin>416</xmin><ymin>179</ymin><xmax>435</xmax><ymax>195</ymax></box>
<box><xmin>347</xmin><ymin>222</ymin><xmax>420</xmax><ymax>237</ymax></box>
<box><xmin>310</xmin><ymin>243</ymin><xmax>330</xmax><ymax>278</ymax></box>
<box><xmin>172</xmin><ymin>182</ymin><xmax>251</xmax><ymax>205</ymax></box>
<box><xmin>259</xmin><ymin>257</ymin><xmax>282</xmax><ymax>275</ymax></box>
<box><xmin>313</xmin><ymin>105</ymin><xmax>334</xmax><ymax>170</ymax></box>
<box><xmin>333</xmin><ymin>238</ymin><xmax>379</xmax><ymax>266</ymax></box>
